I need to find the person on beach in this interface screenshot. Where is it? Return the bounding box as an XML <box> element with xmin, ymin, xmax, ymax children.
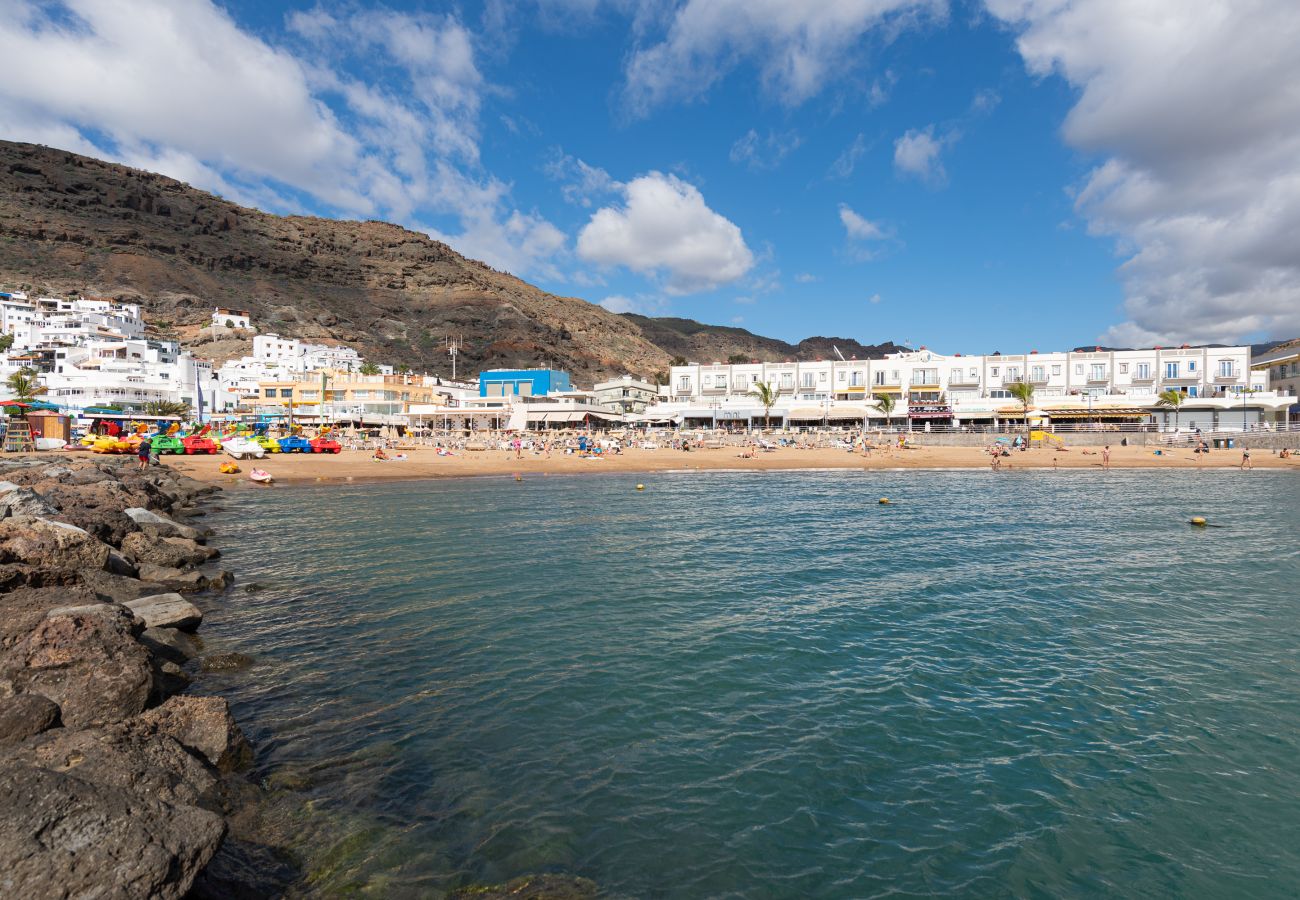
<box><xmin>513</xmin><ymin>436</ymin><xmax>522</xmax><ymax>459</ymax></box>
<box><xmin>373</xmin><ymin>447</ymin><xmax>389</xmax><ymax>461</ymax></box>
<box><xmin>1240</xmin><ymin>444</ymin><xmax>1252</xmax><ymax>470</ymax></box>
<box><xmin>136</xmin><ymin>435</ymin><xmax>152</xmax><ymax>470</ymax></box>
<box><xmin>1102</xmin><ymin>445</ymin><xmax>1110</xmax><ymax>469</ymax></box>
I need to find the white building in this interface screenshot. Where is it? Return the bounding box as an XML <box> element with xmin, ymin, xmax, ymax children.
<box><xmin>655</xmin><ymin>345</ymin><xmax>1290</xmax><ymax>431</ymax></box>
<box><xmin>217</xmin><ymin>332</ymin><xmax>366</xmax><ymax>401</ymax></box>
<box><xmin>212</xmin><ymin>307</ymin><xmax>253</xmax><ymax>330</ymax></box>
<box><xmin>42</xmin><ymin>338</ymin><xmax>231</xmax><ymax>414</ymax></box>
<box><xmin>593</xmin><ymin>375</ymin><xmax>659</xmax><ymax>414</ymax></box>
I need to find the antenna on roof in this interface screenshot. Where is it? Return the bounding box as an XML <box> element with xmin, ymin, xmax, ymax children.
<box><xmin>832</xmin><ymin>345</ymin><xmax>846</xmax><ymax>362</ymax></box>
<box><xmin>446</xmin><ymin>335</ymin><xmax>461</xmax><ymax>380</ymax></box>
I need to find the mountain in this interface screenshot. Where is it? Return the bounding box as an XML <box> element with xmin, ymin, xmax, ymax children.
<box><xmin>0</xmin><ymin>140</ymin><xmax>904</xmax><ymax>381</ymax></box>
<box><xmin>621</xmin><ymin>315</ymin><xmax>907</xmax><ymax>363</ymax></box>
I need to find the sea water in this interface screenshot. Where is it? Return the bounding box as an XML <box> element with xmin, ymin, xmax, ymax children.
<box><xmin>200</xmin><ymin>470</ymin><xmax>1300</xmax><ymax>898</ymax></box>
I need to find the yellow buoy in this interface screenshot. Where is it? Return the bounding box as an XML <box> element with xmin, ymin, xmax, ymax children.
<box><xmin>1189</xmin><ymin>516</ymin><xmax>1207</xmax><ymax>527</ymax></box>
<box><xmin>636</xmin><ymin>483</ymin><xmax>645</xmax><ymax>491</ymax></box>
<box><xmin>514</xmin><ymin>473</ymin><xmax>522</xmax><ymax>482</ymax></box>
<box><xmin>879</xmin><ymin>498</ymin><xmax>891</xmax><ymax>505</ymax></box>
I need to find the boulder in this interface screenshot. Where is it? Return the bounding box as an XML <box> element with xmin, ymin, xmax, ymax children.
<box><xmin>33</xmin><ymin>481</ymin><xmax>149</xmax><ymax>545</ymax></box>
<box><xmin>123</xmin><ymin>506</ymin><xmax>203</xmax><ymax>541</ymax></box>
<box><xmin>0</xmin><ymin>693</ymin><xmax>60</xmax><ymax>746</ymax></box>
<box><xmin>0</xmin><ymin>517</ymin><xmax>110</xmax><ymax>573</ymax></box>
<box><xmin>141</xmin><ymin>695</ymin><xmax>253</xmax><ymax>774</ymax></box>
<box><xmin>0</xmin><ymin>584</ymin><xmax>101</xmax><ymax>645</ymax></box>
<box><xmin>201</xmin><ymin>651</ymin><xmax>254</xmax><ymax>673</ymax></box>
<box><xmin>8</xmin><ymin>605</ymin><xmax>153</xmax><ymax>728</ymax></box>
<box><xmin>0</xmin><ymin>481</ymin><xmax>59</xmax><ymax>519</ymax></box>
<box><xmin>0</xmin><ymin>761</ymin><xmax>225</xmax><ymax>900</ymax></box>
<box><xmin>136</xmin><ymin>564</ymin><xmax>208</xmax><ymax>593</ymax></box>
<box><xmin>125</xmin><ymin>593</ymin><xmax>203</xmax><ymax>631</ymax></box>
<box><xmin>17</xmin><ymin>721</ymin><xmax>222</xmax><ymax>809</ymax></box>
<box><xmin>140</xmin><ymin>626</ymin><xmax>204</xmax><ymax>664</ymax></box>
<box><xmin>77</xmin><ymin>569</ymin><xmax>169</xmax><ymax>604</ymax></box>
<box><xmin>121</xmin><ymin>532</ymin><xmax>216</xmax><ymax>569</ymax></box>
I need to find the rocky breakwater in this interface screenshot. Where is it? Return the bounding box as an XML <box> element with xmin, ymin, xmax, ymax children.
<box><xmin>0</xmin><ymin>456</ymin><xmax>259</xmax><ymax>899</ymax></box>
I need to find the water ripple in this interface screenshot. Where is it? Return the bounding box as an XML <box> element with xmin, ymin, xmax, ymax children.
<box><xmin>199</xmin><ymin>471</ymin><xmax>1300</xmax><ymax>898</ymax></box>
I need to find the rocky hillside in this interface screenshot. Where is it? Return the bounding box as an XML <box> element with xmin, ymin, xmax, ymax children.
<box><xmin>0</xmin><ymin>140</ymin><xmax>905</xmax><ymax>381</ymax></box>
<box><xmin>625</xmin><ymin>314</ymin><xmax>907</xmax><ymax>363</ymax></box>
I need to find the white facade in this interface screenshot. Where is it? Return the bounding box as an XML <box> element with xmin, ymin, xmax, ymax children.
<box><xmin>42</xmin><ymin>339</ymin><xmax>231</xmax><ymax>413</ymax></box>
<box><xmin>218</xmin><ymin>333</ymin><xmax>366</xmax><ymax>401</ymax></box>
<box><xmin>594</xmin><ymin>375</ymin><xmax>659</xmax><ymax>414</ymax></box>
<box><xmin>657</xmin><ymin>345</ymin><xmax>1289</xmax><ymax>430</ymax></box>
<box><xmin>212</xmin><ymin>307</ymin><xmax>253</xmax><ymax>330</ymax></box>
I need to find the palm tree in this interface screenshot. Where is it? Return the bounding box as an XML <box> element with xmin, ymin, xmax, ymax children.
<box><xmin>143</xmin><ymin>400</ymin><xmax>192</xmax><ymax>418</ymax></box>
<box><xmin>873</xmin><ymin>393</ymin><xmax>896</xmax><ymax>430</ymax></box>
<box><xmin>1156</xmin><ymin>388</ymin><xmax>1186</xmax><ymax>431</ymax></box>
<box><xmin>358</xmin><ymin>362</ymin><xmax>381</xmax><ymax>376</ymax></box>
<box><xmin>1007</xmin><ymin>381</ymin><xmax>1035</xmax><ymax>445</ymax></box>
<box><xmin>5</xmin><ymin>367</ymin><xmax>44</xmax><ymax>403</ymax></box>
<box><xmin>752</xmin><ymin>381</ymin><xmax>778</xmax><ymax>429</ymax></box>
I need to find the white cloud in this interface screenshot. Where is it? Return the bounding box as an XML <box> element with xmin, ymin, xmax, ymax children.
<box><xmin>868</xmin><ymin>292</ymin><xmax>882</xmax><ymax>304</ymax></box>
<box><xmin>829</xmin><ymin>133</ymin><xmax>869</xmax><ymax>179</ymax></box>
<box><xmin>986</xmin><ymin>0</ymin><xmax>1300</xmax><ymax>344</ymax></box>
<box><xmin>623</xmin><ymin>0</ymin><xmax>946</xmax><ymax>114</ymax></box>
<box><xmin>893</xmin><ymin>126</ymin><xmax>948</xmax><ymax>185</ymax></box>
<box><xmin>577</xmin><ymin>172</ymin><xmax>755</xmax><ymax>293</ymax></box>
<box><xmin>600</xmin><ymin>295</ymin><xmax>636</xmax><ymax>313</ymax></box>
<box><xmin>545</xmin><ymin>152</ymin><xmax>621</xmax><ymax>207</ymax></box>
<box><xmin>795</xmin><ymin>272</ymin><xmax>819</xmax><ymax>283</ymax></box>
<box><xmin>729</xmin><ymin>129</ymin><xmax>803</xmax><ymax>171</ymax></box>
<box><xmin>0</xmin><ymin>0</ymin><xmax>565</xmax><ymax>281</ymax></box>
<box><xmin>839</xmin><ymin>204</ymin><xmax>887</xmax><ymax>241</ymax></box>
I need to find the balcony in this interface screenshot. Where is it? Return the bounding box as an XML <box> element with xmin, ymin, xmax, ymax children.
<box><xmin>1214</xmin><ymin>371</ymin><xmax>1242</xmax><ymax>382</ymax></box>
<box><xmin>948</xmin><ymin>375</ymin><xmax>980</xmax><ymax>386</ymax></box>
<box><xmin>1131</xmin><ymin>373</ymin><xmax>1155</xmax><ymax>383</ymax></box>
<box><xmin>1028</xmin><ymin>374</ymin><xmax>1049</xmax><ymax>385</ymax></box>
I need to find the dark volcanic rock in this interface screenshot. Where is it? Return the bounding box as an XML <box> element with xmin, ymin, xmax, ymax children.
<box><xmin>0</xmin><ymin>517</ymin><xmax>110</xmax><ymax>573</ymax></box>
<box><xmin>136</xmin><ymin>563</ymin><xmax>208</xmax><ymax>592</ymax></box>
<box><xmin>140</xmin><ymin>625</ymin><xmax>204</xmax><ymax>665</ymax></box>
<box><xmin>121</xmin><ymin>532</ymin><xmax>216</xmax><ymax>568</ymax></box>
<box><xmin>6</xmin><ymin>605</ymin><xmax>152</xmax><ymax>728</ymax></box>
<box><xmin>141</xmin><ymin>695</ymin><xmax>253</xmax><ymax>774</ymax></box>
<box><xmin>0</xmin><ymin>693</ymin><xmax>60</xmax><ymax>746</ymax></box>
<box><xmin>0</xmin><ymin>761</ymin><xmax>225</xmax><ymax>900</ymax></box>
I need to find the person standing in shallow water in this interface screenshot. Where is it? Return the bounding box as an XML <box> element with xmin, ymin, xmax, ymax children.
<box><xmin>1102</xmin><ymin>445</ymin><xmax>1110</xmax><ymax>470</ymax></box>
<box><xmin>1241</xmin><ymin>444</ymin><xmax>1252</xmax><ymax>470</ymax></box>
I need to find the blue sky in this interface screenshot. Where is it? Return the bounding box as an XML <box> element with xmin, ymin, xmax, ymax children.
<box><xmin>3</xmin><ymin>1</ymin><xmax>1298</xmax><ymax>354</ymax></box>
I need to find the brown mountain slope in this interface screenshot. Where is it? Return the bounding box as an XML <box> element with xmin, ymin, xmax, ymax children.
<box><xmin>0</xmin><ymin>140</ymin><xmax>906</xmax><ymax>381</ymax></box>
<box><xmin>0</xmin><ymin>140</ymin><xmax>667</xmax><ymax>380</ymax></box>
<box><xmin>624</xmin><ymin>315</ymin><xmax>907</xmax><ymax>363</ymax></box>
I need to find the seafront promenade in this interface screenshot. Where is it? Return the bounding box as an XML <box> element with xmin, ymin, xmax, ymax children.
<box><xmin>163</xmin><ymin>439</ymin><xmax>1300</xmax><ymax>486</ymax></box>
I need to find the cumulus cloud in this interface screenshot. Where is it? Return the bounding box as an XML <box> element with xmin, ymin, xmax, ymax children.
<box><xmin>545</xmin><ymin>151</ymin><xmax>621</xmax><ymax>206</ymax></box>
<box><xmin>986</xmin><ymin>0</ymin><xmax>1300</xmax><ymax>344</ymax></box>
<box><xmin>893</xmin><ymin>126</ymin><xmax>948</xmax><ymax>185</ymax></box>
<box><xmin>623</xmin><ymin>0</ymin><xmax>945</xmax><ymax>114</ymax></box>
<box><xmin>729</xmin><ymin>129</ymin><xmax>803</xmax><ymax>171</ymax></box>
<box><xmin>839</xmin><ymin>203</ymin><xmax>892</xmax><ymax>260</ymax></box>
<box><xmin>577</xmin><ymin>172</ymin><xmax>755</xmax><ymax>293</ymax></box>
<box><xmin>0</xmin><ymin>0</ymin><xmax>564</xmax><ymax>280</ymax></box>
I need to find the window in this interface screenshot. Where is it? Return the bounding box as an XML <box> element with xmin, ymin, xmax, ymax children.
<box><xmin>801</xmin><ymin>373</ymin><xmax>815</xmax><ymax>388</ymax></box>
<box><xmin>1136</xmin><ymin>363</ymin><xmax>1151</xmax><ymax>380</ymax></box>
<box><xmin>678</xmin><ymin>376</ymin><xmax>691</xmax><ymax>391</ymax></box>
<box><xmin>1165</xmin><ymin>362</ymin><xmax>1179</xmax><ymax>379</ymax></box>
<box><xmin>1031</xmin><ymin>366</ymin><xmax>1045</xmax><ymax>382</ymax></box>
<box><xmin>837</xmin><ymin>371</ymin><xmax>845</xmax><ymax>383</ymax></box>
<box><xmin>715</xmin><ymin>375</ymin><xmax>726</xmax><ymax>388</ymax></box>
<box><xmin>874</xmin><ymin>371</ymin><xmax>886</xmax><ymax>386</ymax></box>
<box><xmin>850</xmin><ymin>371</ymin><xmax>863</xmax><ymax>387</ymax></box>
<box><xmin>1090</xmin><ymin>364</ymin><xmax>1106</xmax><ymax>381</ymax></box>
<box><xmin>970</xmin><ymin>368</ymin><xmax>978</xmax><ymax>379</ymax></box>
<box><xmin>990</xmin><ymin>367</ymin><xmax>999</xmax><ymax>377</ymax></box>
<box><xmin>280</xmin><ymin>388</ymin><xmax>293</xmax><ymax>398</ymax></box>
<box><xmin>1216</xmin><ymin>360</ymin><xmax>1234</xmax><ymax>377</ymax></box>
<box><xmin>780</xmin><ymin>373</ymin><xmax>794</xmax><ymax>389</ymax></box>
<box><xmin>1118</xmin><ymin>363</ymin><xmax>1128</xmax><ymax>374</ymax></box>
<box><xmin>1052</xmin><ymin>365</ymin><xmax>1061</xmax><ymax>376</ymax></box>
<box><xmin>820</xmin><ymin>372</ymin><xmax>827</xmax><ymax>382</ymax></box>
<box><xmin>263</xmin><ymin>388</ymin><xmax>275</xmax><ymax>397</ymax></box>
<box><xmin>1075</xmin><ymin>364</ymin><xmax>1084</xmax><ymax>375</ymax></box>
<box><xmin>1007</xmin><ymin>367</ymin><xmax>1020</xmax><ymax>381</ymax></box>
<box><xmin>1187</xmin><ymin>360</ymin><xmax>1196</xmax><ymax>372</ymax></box>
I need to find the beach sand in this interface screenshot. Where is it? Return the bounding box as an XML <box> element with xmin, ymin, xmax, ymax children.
<box><xmin>162</xmin><ymin>443</ymin><xmax>1300</xmax><ymax>486</ymax></box>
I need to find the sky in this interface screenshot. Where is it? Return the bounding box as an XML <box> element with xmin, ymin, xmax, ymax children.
<box><xmin>1</xmin><ymin>0</ymin><xmax>1298</xmax><ymax>356</ymax></box>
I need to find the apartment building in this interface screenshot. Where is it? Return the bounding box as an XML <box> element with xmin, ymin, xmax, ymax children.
<box><xmin>253</xmin><ymin>371</ymin><xmax>441</xmax><ymax>421</ymax></box>
<box><xmin>658</xmin><ymin>345</ymin><xmax>1289</xmax><ymax>430</ymax></box>
<box><xmin>593</xmin><ymin>375</ymin><xmax>659</xmax><ymax>414</ymax></box>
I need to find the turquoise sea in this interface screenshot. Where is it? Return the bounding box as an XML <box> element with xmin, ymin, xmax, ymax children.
<box><xmin>200</xmin><ymin>470</ymin><xmax>1300</xmax><ymax>898</ymax></box>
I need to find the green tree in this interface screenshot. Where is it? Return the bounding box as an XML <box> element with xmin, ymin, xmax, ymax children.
<box><xmin>671</xmin><ymin>355</ymin><xmax>688</xmax><ymax>367</ymax></box>
<box><xmin>727</xmin><ymin>353</ymin><xmax>750</xmax><ymax>365</ymax></box>
<box><xmin>1155</xmin><ymin>388</ymin><xmax>1186</xmax><ymax>431</ymax></box>
<box><xmin>0</xmin><ymin>333</ymin><xmax>13</xmax><ymax>352</ymax></box>
<box><xmin>358</xmin><ymin>362</ymin><xmax>381</xmax><ymax>376</ymax></box>
<box><xmin>5</xmin><ymin>367</ymin><xmax>43</xmax><ymax>403</ymax></box>
<box><xmin>1007</xmin><ymin>381</ymin><xmax>1035</xmax><ymax>444</ymax></box>
<box><xmin>394</xmin><ymin>364</ymin><xmax>411</xmax><ymax>375</ymax></box>
<box><xmin>752</xmin><ymin>381</ymin><xmax>779</xmax><ymax>429</ymax></box>
<box><xmin>143</xmin><ymin>400</ymin><xmax>192</xmax><ymax>418</ymax></box>
<box><xmin>873</xmin><ymin>393</ymin><xmax>896</xmax><ymax>428</ymax></box>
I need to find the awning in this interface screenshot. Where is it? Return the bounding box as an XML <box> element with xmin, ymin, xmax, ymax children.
<box><xmin>787</xmin><ymin>407</ymin><xmax>828</xmax><ymax>420</ymax></box>
<box><xmin>1045</xmin><ymin>407</ymin><xmax>1150</xmax><ymax>419</ymax></box>
<box><xmin>717</xmin><ymin>408</ymin><xmax>761</xmax><ymax>419</ymax></box>
<box><xmin>826</xmin><ymin>406</ymin><xmax>868</xmax><ymax>419</ymax></box>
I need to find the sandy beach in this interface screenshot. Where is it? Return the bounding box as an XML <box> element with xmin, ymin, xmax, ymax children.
<box><xmin>161</xmin><ymin>442</ymin><xmax>1300</xmax><ymax>486</ymax></box>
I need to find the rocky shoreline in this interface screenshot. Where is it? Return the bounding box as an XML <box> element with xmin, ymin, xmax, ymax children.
<box><xmin>0</xmin><ymin>455</ymin><xmax>288</xmax><ymax>898</ymax></box>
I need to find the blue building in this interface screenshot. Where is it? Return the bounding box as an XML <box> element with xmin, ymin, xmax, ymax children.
<box><xmin>478</xmin><ymin>368</ymin><xmax>572</xmax><ymax>398</ymax></box>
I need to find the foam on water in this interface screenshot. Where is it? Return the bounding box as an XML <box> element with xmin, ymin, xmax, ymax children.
<box><xmin>200</xmin><ymin>470</ymin><xmax>1300</xmax><ymax>898</ymax></box>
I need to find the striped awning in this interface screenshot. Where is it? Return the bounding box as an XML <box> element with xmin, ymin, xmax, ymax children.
<box><xmin>1045</xmin><ymin>407</ymin><xmax>1150</xmax><ymax>419</ymax></box>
